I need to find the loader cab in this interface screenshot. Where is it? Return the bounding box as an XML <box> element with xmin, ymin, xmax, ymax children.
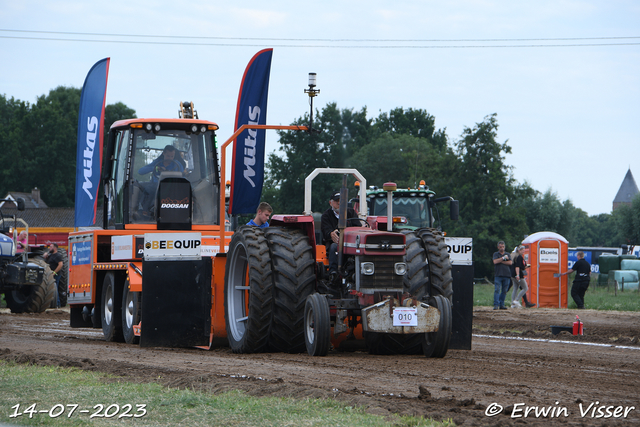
<box><xmin>103</xmin><ymin>118</ymin><xmax>221</xmax><ymax>229</ymax></box>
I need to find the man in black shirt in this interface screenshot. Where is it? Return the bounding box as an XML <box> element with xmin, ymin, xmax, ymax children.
<box><xmin>492</xmin><ymin>241</ymin><xmax>512</xmax><ymax>310</ymax></box>
<box><xmin>559</xmin><ymin>251</ymin><xmax>591</xmax><ymax>309</ymax></box>
<box><xmin>320</xmin><ymin>191</ymin><xmax>357</xmax><ymax>278</ymax></box>
<box><xmin>44</xmin><ymin>243</ymin><xmax>64</xmax><ymax>308</ymax></box>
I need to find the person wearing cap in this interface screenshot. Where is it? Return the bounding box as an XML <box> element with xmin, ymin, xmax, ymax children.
<box><xmin>320</xmin><ymin>191</ymin><xmax>358</xmax><ymax>279</ymax></box>
<box><xmin>510</xmin><ymin>245</ymin><xmax>534</xmax><ymax>308</ymax></box>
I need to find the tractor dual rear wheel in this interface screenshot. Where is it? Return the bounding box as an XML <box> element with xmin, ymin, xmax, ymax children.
<box><xmin>224</xmin><ymin>227</ymin><xmax>274</xmax><ymax>354</ymax></box>
<box><xmin>416</xmin><ymin>228</ymin><xmax>453</xmax><ymax>302</ymax></box>
<box><xmin>264</xmin><ymin>227</ymin><xmax>316</xmax><ymax>353</ymax></box>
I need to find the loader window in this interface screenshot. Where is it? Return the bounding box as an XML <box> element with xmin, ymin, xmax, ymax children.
<box><xmin>106</xmin><ymin>129</ymin><xmax>130</xmax><ymax>228</ymax></box>
<box><xmin>128</xmin><ymin>128</ymin><xmax>219</xmax><ymax>225</ymax></box>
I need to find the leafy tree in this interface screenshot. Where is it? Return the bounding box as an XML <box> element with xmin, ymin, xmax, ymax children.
<box><xmin>614</xmin><ymin>194</ymin><xmax>640</xmax><ymax>245</ymax></box>
<box><xmin>373</xmin><ymin>107</ymin><xmax>448</xmax><ymax>150</ymax></box>
<box><xmin>0</xmin><ymin>95</ymin><xmax>31</xmax><ymax>198</ymax></box>
<box><xmin>104</xmin><ymin>102</ymin><xmax>137</xmax><ymax>142</ymax></box>
<box><xmin>263</xmin><ymin>103</ymin><xmax>372</xmax><ymax>214</ymax></box>
<box><xmin>449</xmin><ymin>114</ymin><xmax>534</xmax><ymax>278</ymax></box>
<box><xmin>0</xmin><ymin>88</ymin><xmax>136</xmax><ymax>207</ymax></box>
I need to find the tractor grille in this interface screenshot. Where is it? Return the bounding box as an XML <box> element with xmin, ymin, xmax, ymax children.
<box><xmin>359</xmin><ymin>255</ymin><xmax>405</xmax><ymax>292</ymax></box>
<box><xmin>364</xmin><ymin>234</ymin><xmax>404</xmax><ymax>252</ymax></box>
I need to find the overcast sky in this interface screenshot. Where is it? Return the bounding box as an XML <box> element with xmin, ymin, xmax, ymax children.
<box><xmin>1</xmin><ymin>1</ymin><xmax>638</xmax><ymax>216</ymax></box>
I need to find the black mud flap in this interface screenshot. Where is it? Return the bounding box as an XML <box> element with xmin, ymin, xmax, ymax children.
<box><xmin>140</xmin><ymin>258</ymin><xmax>211</xmax><ymax>347</ymax></box>
<box><xmin>450</xmin><ymin>263</ymin><xmax>474</xmax><ymax>350</ymax></box>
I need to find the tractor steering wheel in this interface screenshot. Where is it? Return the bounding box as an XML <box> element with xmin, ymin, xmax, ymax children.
<box><xmin>347</xmin><ymin>217</ymin><xmax>370</xmax><ymax>228</ymax></box>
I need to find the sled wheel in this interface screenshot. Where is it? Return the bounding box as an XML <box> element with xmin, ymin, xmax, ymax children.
<box><xmin>122</xmin><ymin>280</ymin><xmax>141</xmax><ymax>344</ymax></box>
<box><xmin>304</xmin><ymin>293</ymin><xmax>331</xmax><ymax>356</ymax></box>
<box><xmin>102</xmin><ymin>272</ymin><xmax>124</xmax><ymax>342</ymax></box>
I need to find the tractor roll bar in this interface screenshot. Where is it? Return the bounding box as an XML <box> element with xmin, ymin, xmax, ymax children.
<box><xmin>303</xmin><ymin>168</ymin><xmax>367</xmax><ymax>218</ymax></box>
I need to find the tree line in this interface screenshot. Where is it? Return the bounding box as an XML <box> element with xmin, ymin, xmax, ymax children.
<box><xmin>0</xmin><ymin>87</ymin><xmax>635</xmax><ymax>278</ymax></box>
<box><xmin>0</xmin><ymin>87</ymin><xmax>135</xmax><ymax>207</ymax></box>
<box><xmin>263</xmin><ymin>104</ymin><xmax>632</xmax><ymax>278</ymax></box>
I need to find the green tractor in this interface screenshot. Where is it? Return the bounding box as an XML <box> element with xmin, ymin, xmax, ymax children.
<box><xmin>361</xmin><ymin>181</ymin><xmax>459</xmax><ymax>303</ymax></box>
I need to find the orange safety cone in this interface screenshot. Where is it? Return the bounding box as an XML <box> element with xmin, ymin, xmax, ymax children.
<box><xmin>573</xmin><ymin>315</ymin><xmax>583</xmax><ymax>335</ymax></box>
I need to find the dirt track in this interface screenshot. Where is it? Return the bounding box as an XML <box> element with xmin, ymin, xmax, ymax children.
<box><xmin>1</xmin><ymin>306</ymin><xmax>639</xmax><ymax>426</ymax></box>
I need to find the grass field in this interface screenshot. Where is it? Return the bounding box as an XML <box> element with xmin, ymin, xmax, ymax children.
<box><xmin>474</xmin><ymin>275</ymin><xmax>640</xmax><ymax>311</ymax></box>
<box><xmin>0</xmin><ymin>361</ymin><xmax>451</xmax><ymax>427</ymax></box>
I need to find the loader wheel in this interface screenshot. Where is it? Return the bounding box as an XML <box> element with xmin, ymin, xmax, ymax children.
<box><xmin>264</xmin><ymin>227</ymin><xmax>316</xmax><ymax>353</ymax></box>
<box><xmin>102</xmin><ymin>272</ymin><xmax>124</xmax><ymax>342</ymax></box>
<box><xmin>416</xmin><ymin>228</ymin><xmax>453</xmax><ymax>303</ymax></box>
<box><xmin>224</xmin><ymin>227</ymin><xmax>274</xmax><ymax>353</ymax></box>
<box><xmin>304</xmin><ymin>293</ymin><xmax>331</xmax><ymax>356</ymax></box>
<box><xmin>422</xmin><ymin>295</ymin><xmax>452</xmax><ymax>358</ymax></box>
<box><xmin>5</xmin><ymin>258</ymin><xmax>55</xmax><ymax>313</ymax></box>
<box><xmin>122</xmin><ymin>280</ymin><xmax>141</xmax><ymax>344</ymax></box>
<box><xmin>364</xmin><ymin>231</ymin><xmax>431</xmax><ymax>355</ymax></box>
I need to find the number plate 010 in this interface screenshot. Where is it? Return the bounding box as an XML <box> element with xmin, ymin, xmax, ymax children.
<box><xmin>393</xmin><ymin>307</ymin><xmax>418</xmax><ymax>327</ymax></box>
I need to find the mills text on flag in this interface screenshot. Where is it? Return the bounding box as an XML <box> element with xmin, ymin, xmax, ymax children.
<box><xmin>74</xmin><ymin>58</ymin><xmax>110</xmax><ymax>227</ymax></box>
<box><xmin>228</xmin><ymin>49</ymin><xmax>273</xmax><ymax>215</ymax></box>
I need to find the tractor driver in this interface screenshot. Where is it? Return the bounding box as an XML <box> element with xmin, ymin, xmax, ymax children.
<box><xmin>135</xmin><ymin>145</ymin><xmax>185</xmax><ymax>216</ymax></box>
<box><xmin>320</xmin><ymin>191</ymin><xmax>358</xmax><ymax>281</ymax></box>
<box><xmin>138</xmin><ymin>145</ymin><xmax>184</xmax><ymax>180</ymax></box>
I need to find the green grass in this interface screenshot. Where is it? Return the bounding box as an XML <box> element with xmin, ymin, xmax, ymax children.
<box><xmin>0</xmin><ymin>361</ymin><xmax>452</xmax><ymax>427</ymax></box>
<box><xmin>474</xmin><ymin>276</ymin><xmax>640</xmax><ymax>311</ymax></box>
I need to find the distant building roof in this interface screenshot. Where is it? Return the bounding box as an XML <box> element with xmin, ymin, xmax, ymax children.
<box><xmin>613</xmin><ymin>169</ymin><xmax>639</xmax><ymax>210</ymax></box>
<box><xmin>0</xmin><ymin>188</ymin><xmax>48</xmax><ymax>209</ymax></box>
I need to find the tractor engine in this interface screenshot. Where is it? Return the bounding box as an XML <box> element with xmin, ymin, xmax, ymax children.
<box><xmin>340</xmin><ymin>228</ymin><xmax>407</xmax><ymax>306</ymax></box>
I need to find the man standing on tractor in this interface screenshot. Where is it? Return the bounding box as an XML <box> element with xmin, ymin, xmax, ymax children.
<box><xmin>320</xmin><ymin>191</ymin><xmax>358</xmax><ymax>280</ymax></box>
<box><xmin>246</xmin><ymin>202</ymin><xmax>272</xmax><ymax>228</ymax></box>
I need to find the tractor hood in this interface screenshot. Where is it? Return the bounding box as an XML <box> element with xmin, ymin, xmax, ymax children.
<box><xmin>342</xmin><ymin>228</ymin><xmax>405</xmax><ymax>256</ymax></box>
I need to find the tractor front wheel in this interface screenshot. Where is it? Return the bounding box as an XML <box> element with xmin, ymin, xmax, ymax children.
<box><xmin>304</xmin><ymin>293</ymin><xmax>331</xmax><ymax>356</ymax></box>
<box><xmin>422</xmin><ymin>295</ymin><xmax>452</xmax><ymax>358</ymax></box>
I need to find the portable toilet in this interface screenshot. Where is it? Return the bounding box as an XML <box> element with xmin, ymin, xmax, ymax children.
<box><xmin>521</xmin><ymin>232</ymin><xmax>569</xmax><ymax>308</ymax></box>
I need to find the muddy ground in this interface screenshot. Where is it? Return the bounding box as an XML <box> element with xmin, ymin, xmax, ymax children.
<box><xmin>1</xmin><ymin>306</ymin><xmax>639</xmax><ymax>426</ymax></box>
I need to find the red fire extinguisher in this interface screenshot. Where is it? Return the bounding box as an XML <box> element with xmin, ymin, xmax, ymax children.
<box><xmin>573</xmin><ymin>315</ymin><xmax>583</xmax><ymax>335</ymax></box>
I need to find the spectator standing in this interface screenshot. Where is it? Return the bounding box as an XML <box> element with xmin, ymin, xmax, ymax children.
<box><xmin>559</xmin><ymin>251</ymin><xmax>591</xmax><ymax>309</ymax></box>
<box><xmin>492</xmin><ymin>241</ymin><xmax>512</xmax><ymax>310</ymax></box>
<box><xmin>43</xmin><ymin>243</ymin><xmax>63</xmax><ymax>308</ymax></box>
<box><xmin>247</xmin><ymin>202</ymin><xmax>272</xmax><ymax>228</ymax></box>
<box><xmin>510</xmin><ymin>245</ymin><xmax>534</xmax><ymax>308</ymax></box>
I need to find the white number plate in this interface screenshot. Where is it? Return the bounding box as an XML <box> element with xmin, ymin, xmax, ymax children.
<box><xmin>393</xmin><ymin>307</ymin><xmax>418</xmax><ymax>327</ymax></box>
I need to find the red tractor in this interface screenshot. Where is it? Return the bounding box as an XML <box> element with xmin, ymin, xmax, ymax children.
<box><xmin>224</xmin><ymin>168</ymin><xmax>455</xmax><ymax>357</ymax></box>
